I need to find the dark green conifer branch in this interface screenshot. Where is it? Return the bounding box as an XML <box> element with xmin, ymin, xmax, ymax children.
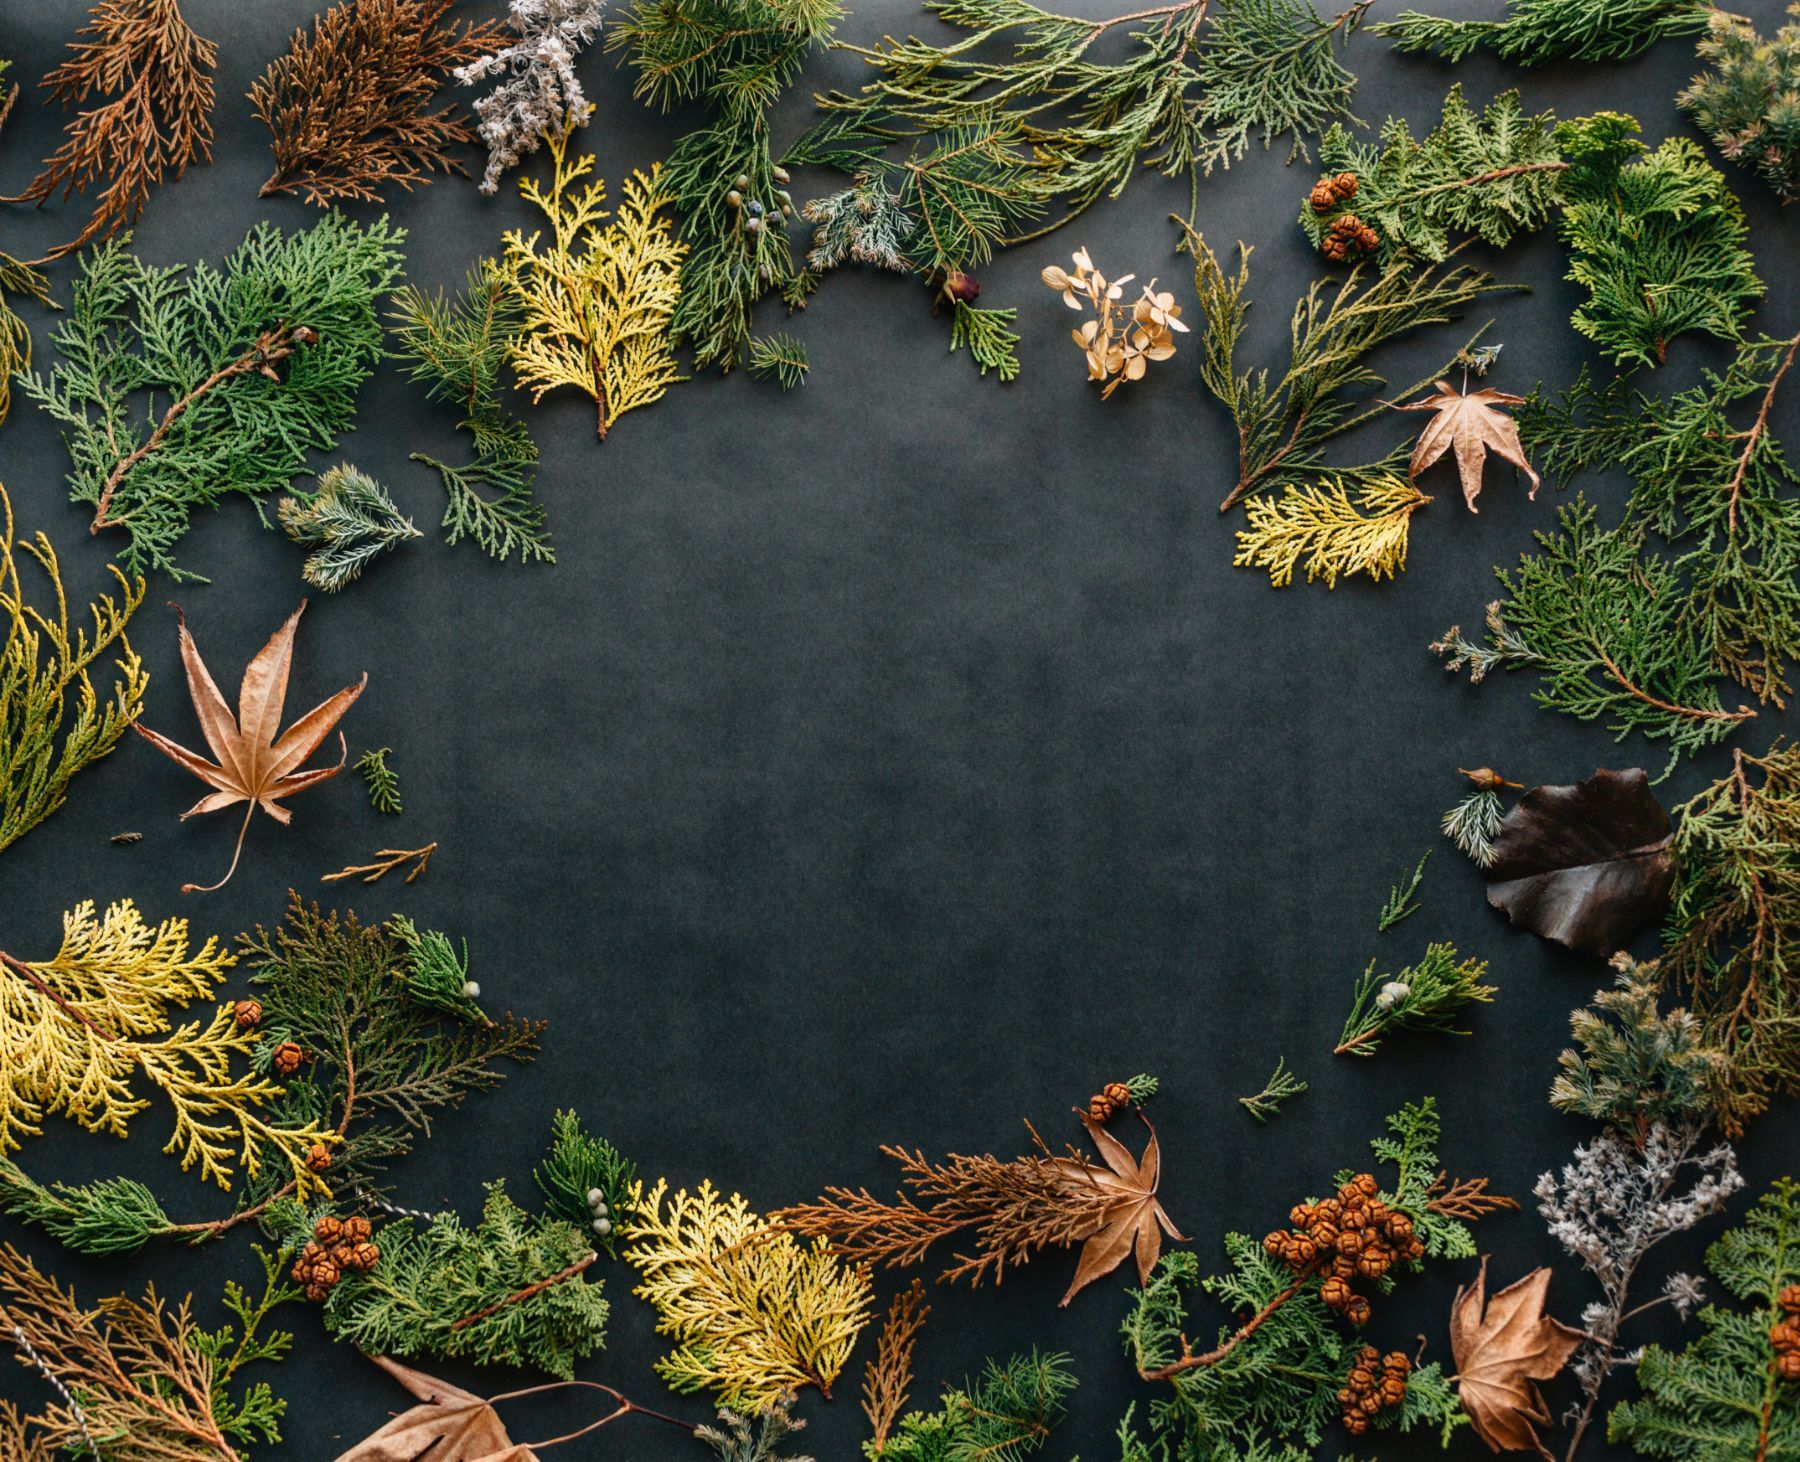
<box><xmin>1680</xmin><ymin>5</ymin><xmax>1800</xmax><ymax>205</ymax></box>
<box><xmin>389</xmin><ymin>263</ymin><xmax>554</xmax><ymax>565</ymax></box>
<box><xmin>1375</xmin><ymin>0</ymin><xmax>1713</xmax><ymax>66</ymax></box>
<box><xmin>870</xmin><ymin>1350</ymin><xmax>1075</xmax><ymax>1460</ymax></box>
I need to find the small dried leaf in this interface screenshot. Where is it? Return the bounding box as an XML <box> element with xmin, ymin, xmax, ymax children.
<box><xmin>1395</xmin><ymin>380</ymin><xmax>1541</xmax><ymax>511</ymax></box>
<box><xmin>1485</xmin><ymin>768</ymin><xmax>1673</xmax><ymax>956</ymax></box>
<box><xmin>1054</xmin><ymin>1115</ymin><xmax>1182</xmax><ymax>1305</ymax></box>
<box><xmin>1449</xmin><ymin>1258</ymin><xmax>1586</xmax><ymax>1454</ymax></box>
<box><xmin>336</xmin><ymin>1356</ymin><xmax>531</xmax><ymax>1461</ymax></box>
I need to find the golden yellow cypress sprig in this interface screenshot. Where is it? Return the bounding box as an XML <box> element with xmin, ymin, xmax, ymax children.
<box><xmin>498</xmin><ymin>112</ymin><xmax>686</xmax><ymax>441</ymax></box>
<box><xmin>625</xmin><ymin>1176</ymin><xmax>874</xmax><ymax>1409</ymax></box>
<box><xmin>1</xmin><ymin>481</ymin><xmax>148</xmax><ymax>857</ymax></box>
<box><xmin>0</xmin><ymin>900</ymin><xmax>332</xmax><ymax>1198</ymax></box>
<box><xmin>1233</xmin><ymin>474</ymin><xmax>1430</xmax><ymax>589</ymax></box>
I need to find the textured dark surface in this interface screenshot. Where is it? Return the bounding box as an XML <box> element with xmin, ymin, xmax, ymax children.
<box><xmin>0</xmin><ymin>1</ymin><xmax>1797</xmax><ymax>1457</ymax></box>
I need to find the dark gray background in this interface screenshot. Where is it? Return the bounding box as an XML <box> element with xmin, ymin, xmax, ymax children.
<box><xmin>1</xmin><ymin>1</ymin><xmax>1796</xmax><ymax>1456</ymax></box>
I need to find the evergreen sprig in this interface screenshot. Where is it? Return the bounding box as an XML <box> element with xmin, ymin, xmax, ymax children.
<box><xmin>1662</xmin><ymin>741</ymin><xmax>1800</xmax><ymax>1130</ymax></box>
<box><xmin>534</xmin><ymin>1108</ymin><xmax>637</xmax><ymax>1259</ymax></box>
<box><xmin>279</xmin><ymin>464</ymin><xmax>421</xmax><ymax>593</ymax></box>
<box><xmin>1441</xmin><ymin>786</ymin><xmax>1505</xmax><ymax>866</ymax></box>
<box><xmin>1375</xmin><ymin>0</ymin><xmax>1712</xmax><ymax>66</ymax></box>
<box><xmin>1238</xmin><ymin>1057</ymin><xmax>1306</xmax><ymax>1123</ymax></box>
<box><xmin>1233</xmin><ymin>473</ymin><xmax>1427</xmax><ymax>588</ymax></box>
<box><xmin>1119</xmin><ymin>1100</ymin><xmax>1478</xmax><ymax>1458</ymax></box>
<box><xmin>1301</xmin><ymin>86</ymin><xmax>1568</xmax><ymax>263</ymax></box>
<box><xmin>814</xmin><ymin>0</ymin><xmax>1376</xmax><ymax>240</ymax></box>
<box><xmin>869</xmin><ymin>1350</ymin><xmax>1076</xmax><ymax>1461</ymax></box>
<box><xmin>1186</xmin><ymin>227</ymin><xmax>1504</xmax><ymax>512</ymax></box>
<box><xmin>607</xmin><ymin>0</ymin><xmax>840</xmax><ymax>372</ymax></box>
<box><xmin>950</xmin><ymin>302</ymin><xmax>1022</xmax><ymax>381</ymax></box>
<box><xmin>1377</xmin><ymin>852</ymin><xmax>1429</xmax><ymax>931</ymax></box>
<box><xmin>748</xmin><ymin>333</ymin><xmax>810</xmax><ymax>389</ymax></box>
<box><xmin>389</xmin><ymin>262</ymin><xmax>554</xmax><ymax>565</ymax></box>
<box><xmin>356</xmin><ymin>747</ymin><xmax>403</xmax><ymax>814</ymax></box>
<box><xmin>320</xmin><ymin>1178</ymin><xmax>608</xmax><ymax>1377</ymax></box>
<box><xmin>1681</xmin><ymin>5</ymin><xmax>1800</xmax><ymax>205</ymax></box>
<box><xmin>1335</xmin><ymin>941</ymin><xmax>1495</xmax><ymax>1057</ymax></box>
<box><xmin>1</xmin><ymin>483</ymin><xmax>148</xmax><ymax>859</ymax></box>
<box><xmin>20</xmin><ymin>216</ymin><xmax>405</xmax><ymax>580</ymax></box>
<box><xmin>1610</xmin><ymin>1178</ymin><xmax>1800</xmax><ymax>1458</ymax></box>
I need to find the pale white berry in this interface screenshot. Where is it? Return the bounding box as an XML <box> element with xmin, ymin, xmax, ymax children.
<box><xmin>586</xmin><ymin>1188</ymin><xmax>604</xmax><ymax>1207</ymax></box>
<box><xmin>463</xmin><ymin>980</ymin><xmax>481</xmax><ymax>998</ymax></box>
<box><xmin>592</xmin><ymin>1218</ymin><xmax>612</xmax><ymax>1237</ymax></box>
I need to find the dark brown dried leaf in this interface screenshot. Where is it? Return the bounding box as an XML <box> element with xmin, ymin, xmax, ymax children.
<box><xmin>1485</xmin><ymin>768</ymin><xmax>1673</xmax><ymax>957</ymax></box>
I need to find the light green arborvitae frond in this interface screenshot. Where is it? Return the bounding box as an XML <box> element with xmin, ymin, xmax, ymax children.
<box><xmin>192</xmin><ymin>1243</ymin><xmax>300</xmax><ymax>1449</ymax></box>
<box><xmin>1</xmin><ymin>482</ymin><xmax>148</xmax><ymax>858</ymax></box>
<box><xmin>355</xmin><ymin>747</ymin><xmax>402</xmax><ymax>815</ymax></box>
<box><xmin>949</xmin><ymin>302</ymin><xmax>1021</xmax><ymax>382</ymax></box>
<box><xmin>321</xmin><ymin>1180</ymin><xmax>607</xmax><ymax>1377</ymax></box>
<box><xmin>1375</xmin><ymin>0</ymin><xmax>1712</xmax><ymax>65</ymax></box>
<box><xmin>279</xmin><ymin>465</ymin><xmax>420</xmax><ymax>593</ymax></box>
<box><xmin>389</xmin><ymin>262</ymin><xmax>554</xmax><ymax>565</ymax></box>
<box><xmin>1238</xmin><ymin>1057</ymin><xmax>1307</xmax><ymax>1123</ymax></box>
<box><xmin>1378</xmin><ymin>852</ymin><xmax>1429</xmax><ymax>931</ymax></box>
<box><xmin>20</xmin><ymin>218</ymin><xmax>405</xmax><ymax>581</ymax></box>
<box><xmin>1610</xmin><ymin>1179</ymin><xmax>1800</xmax><ymax>1458</ymax></box>
<box><xmin>1335</xmin><ymin>942</ymin><xmax>1495</xmax><ymax>1058</ymax></box>
<box><xmin>871</xmin><ymin>1349</ymin><xmax>1076</xmax><ymax>1461</ymax></box>
<box><xmin>749</xmin><ymin>334</ymin><xmax>810</xmax><ymax>389</ymax></box>
<box><xmin>0</xmin><ymin>1158</ymin><xmax>174</xmax><ymax>1256</ymax></box>
<box><xmin>1303</xmin><ymin>86</ymin><xmax>1568</xmax><ymax>262</ymax></box>
<box><xmin>1434</xmin><ymin>498</ymin><xmax>1755</xmax><ymax>771</ymax></box>
<box><xmin>1556</xmin><ymin>120</ymin><xmax>1762</xmax><ymax>369</ymax></box>
<box><xmin>626</xmin><ymin>1177</ymin><xmax>874</xmax><ymax>1408</ymax></box>
<box><xmin>1681</xmin><ymin>6</ymin><xmax>1800</xmax><ymax>205</ymax></box>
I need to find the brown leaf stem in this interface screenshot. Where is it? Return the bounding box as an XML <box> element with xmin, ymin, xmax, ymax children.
<box><xmin>449</xmin><ymin>1250</ymin><xmax>598</xmax><ymax>1332</ymax></box>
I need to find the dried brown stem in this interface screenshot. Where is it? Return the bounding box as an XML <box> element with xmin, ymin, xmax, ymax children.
<box><xmin>449</xmin><ymin>1251</ymin><xmax>598</xmax><ymax>1332</ymax></box>
<box><xmin>863</xmin><ymin>1278</ymin><xmax>930</xmax><ymax>1451</ymax></box>
<box><xmin>323</xmin><ymin>841</ymin><xmax>438</xmax><ymax>885</ymax></box>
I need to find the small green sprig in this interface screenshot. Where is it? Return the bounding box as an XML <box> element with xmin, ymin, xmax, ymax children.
<box><xmin>356</xmin><ymin>747</ymin><xmax>402</xmax><ymax>814</ymax></box>
<box><xmin>534</xmin><ymin>1110</ymin><xmax>637</xmax><ymax>1259</ymax></box>
<box><xmin>1335</xmin><ymin>942</ymin><xmax>1494</xmax><ymax>1057</ymax></box>
<box><xmin>748</xmin><ymin>334</ymin><xmax>809</xmax><ymax>390</ymax></box>
<box><xmin>1238</xmin><ymin>1057</ymin><xmax>1306</xmax><ymax>1123</ymax></box>
<box><xmin>279</xmin><ymin>465</ymin><xmax>420</xmax><ymax>593</ymax></box>
<box><xmin>1377</xmin><ymin>852</ymin><xmax>1429</xmax><ymax>931</ymax></box>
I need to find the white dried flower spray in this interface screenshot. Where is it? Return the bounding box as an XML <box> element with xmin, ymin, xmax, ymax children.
<box><xmin>1535</xmin><ymin>1120</ymin><xmax>1742</xmax><ymax>1455</ymax></box>
<box><xmin>456</xmin><ymin>0</ymin><xmax>606</xmax><ymax>194</ymax></box>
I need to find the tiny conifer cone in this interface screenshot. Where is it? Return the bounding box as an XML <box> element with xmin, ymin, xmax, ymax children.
<box><xmin>272</xmin><ymin>1041</ymin><xmax>305</xmax><ymax>1075</ymax></box>
<box><xmin>233</xmin><ymin>998</ymin><xmax>263</xmax><ymax>1028</ymax></box>
<box><xmin>306</xmin><ymin>1142</ymin><xmax>333</xmax><ymax>1173</ymax></box>
<box><xmin>1310</xmin><ymin>178</ymin><xmax>1340</xmax><ymax>213</ymax></box>
<box><xmin>314</xmin><ymin>1215</ymin><xmax>345</xmax><ymax>1245</ymax></box>
<box><xmin>1332</xmin><ymin>171</ymin><xmax>1358</xmax><ymax>200</ymax></box>
<box><xmin>344</xmin><ymin>1216</ymin><xmax>373</xmax><ymax>1243</ymax></box>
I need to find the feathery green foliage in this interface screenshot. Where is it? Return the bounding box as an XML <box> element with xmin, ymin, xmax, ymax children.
<box><xmin>2</xmin><ymin>483</ymin><xmax>148</xmax><ymax>859</ymax></box>
<box><xmin>1432</xmin><ymin>500</ymin><xmax>1756</xmax><ymax>771</ymax></box>
<box><xmin>815</xmin><ymin>0</ymin><xmax>1376</xmax><ymax>240</ymax></box>
<box><xmin>240</xmin><ymin>896</ymin><xmax>542</xmax><ymax>1215</ymax></box>
<box><xmin>356</xmin><ymin>747</ymin><xmax>403</xmax><ymax>815</ymax></box>
<box><xmin>1555</xmin><ymin>117</ymin><xmax>1761</xmax><ymax>369</ymax></box>
<box><xmin>1335</xmin><ymin>942</ymin><xmax>1494</xmax><ymax>1057</ymax></box>
<box><xmin>192</xmin><ymin>1244</ymin><xmax>301</xmax><ymax>1449</ymax></box>
<box><xmin>1238</xmin><ymin>1057</ymin><xmax>1306</xmax><ymax>1123</ymax></box>
<box><xmin>1186</xmin><ymin>227</ymin><xmax>1504</xmax><ymax>512</ymax></box>
<box><xmin>279</xmin><ymin>465</ymin><xmax>421</xmax><ymax>594</ymax></box>
<box><xmin>1662</xmin><ymin>742</ymin><xmax>1800</xmax><ymax>1131</ymax></box>
<box><xmin>607</xmin><ymin>0</ymin><xmax>840</xmax><ymax>373</ymax></box>
<box><xmin>0</xmin><ymin>1160</ymin><xmax>175</xmax><ymax>1257</ymax></box>
<box><xmin>534</xmin><ymin>1109</ymin><xmax>637</xmax><ymax>1260</ymax></box>
<box><xmin>748</xmin><ymin>333</ymin><xmax>810</xmax><ymax>389</ymax></box>
<box><xmin>1375</xmin><ymin>0</ymin><xmax>1713</xmax><ymax>66</ymax></box>
<box><xmin>1550</xmin><ymin>959</ymin><xmax>1726</xmax><ymax>1132</ymax></box>
<box><xmin>389</xmin><ymin>262</ymin><xmax>553</xmax><ymax>565</ymax></box>
<box><xmin>868</xmin><ymin>1350</ymin><xmax>1075</xmax><ymax>1461</ymax></box>
<box><xmin>700</xmin><ymin>1400</ymin><xmax>815</xmax><ymax>1461</ymax></box>
<box><xmin>1377</xmin><ymin>852</ymin><xmax>1429</xmax><ymax>931</ymax></box>
<box><xmin>949</xmin><ymin>301</ymin><xmax>1022</xmax><ymax>382</ymax></box>
<box><xmin>20</xmin><ymin>218</ymin><xmax>405</xmax><ymax>581</ymax></box>
<box><xmin>386</xmin><ymin>914</ymin><xmax>486</xmax><ymax>1025</ymax></box>
<box><xmin>1441</xmin><ymin>786</ymin><xmax>1505</xmax><ymax>866</ymax></box>
<box><xmin>321</xmin><ymin>1179</ymin><xmax>607</xmax><ymax>1377</ymax></box>
<box><xmin>1681</xmin><ymin>5</ymin><xmax>1800</xmax><ymax>205</ymax></box>
<box><xmin>1610</xmin><ymin>1179</ymin><xmax>1800</xmax><ymax>1458</ymax></box>
<box><xmin>1303</xmin><ymin>86</ymin><xmax>1567</xmax><ymax>263</ymax></box>
<box><xmin>1120</xmin><ymin>1100</ymin><xmax>1475</xmax><ymax>1458</ymax></box>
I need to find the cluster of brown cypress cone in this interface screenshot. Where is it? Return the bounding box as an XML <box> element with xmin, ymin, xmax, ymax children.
<box><xmin>1263</xmin><ymin>1173</ymin><xmax>1426</xmax><ymax>1328</ymax></box>
<box><xmin>1308</xmin><ymin>172</ymin><xmax>1379</xmax><ymax>260</ymax></box>
<box><xmin>1770</xmin><ymin>1284</ymin><xmax>1800</xmax><ymax>1379</ymax></box>
<box><xmin>292</xmin><ymin>1215</ymin><xmax>380</xmax><ymax>1302</ymax></box>
<box><xmin>1338</xmin><ymin>1344</ymin><xmax>1411</xmax><ymax>1437</ymax></box>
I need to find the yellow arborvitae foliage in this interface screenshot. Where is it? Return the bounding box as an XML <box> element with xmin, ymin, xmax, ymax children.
<box><xmin>1233</xmin><ymin>474</ymin><xmax>1430</xmax><ymax>589</ymax></box>
<box><xmin>498</xmin><ymin>113</ymin><xmax>686</xmax><ymax>441</ymax></box>
<box><xmin>2</xmin><ymin>481</ymin><xmax>148</xmax><ymax>857</ymax></box>
<box><xmin>0</xmin><ymin>900</ymin><xmax>332</xmax><ymax>1198</ymax></box>
<box><xmin>625</xmin><ymin>1176</ymin><xmax>874</xmax><ymax>1408</ymax></box>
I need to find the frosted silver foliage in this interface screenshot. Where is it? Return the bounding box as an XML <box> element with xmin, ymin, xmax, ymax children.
<box><xmin>455</xmin><ymin>0</ymin><xmax>606</xmax><ymax>194</ymax></box>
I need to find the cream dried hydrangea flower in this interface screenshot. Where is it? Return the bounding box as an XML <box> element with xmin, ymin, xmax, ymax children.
<box><xmin>1043</xmin><ymin>249</ymin><xmax>1185</xmax><ymax>398</ymax></box>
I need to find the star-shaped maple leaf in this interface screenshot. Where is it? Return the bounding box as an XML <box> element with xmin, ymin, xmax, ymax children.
<box><xmin>336</xmin><ymin>1357</ymin><xmax>530</xmax><ymax>1462</ymax></box>
<box><xmin>1395</xmin><ymin>380</ymin><xmax>1542</xmax><ymax>512</ymax></box>
<box><xmin>1450</xmin><ymin>1257</ymin><xmax>1588</xmax><ymax>1454</ymax></box>
<box><xmin>132</xmin><ymin>601</ymin><xmax>364</xmax><ymax>893</ymax></box>
<box><xmin>1055</xmin><ymin>1114</ymin><xmax>1183</xmax><ymax>1306</ymax></box>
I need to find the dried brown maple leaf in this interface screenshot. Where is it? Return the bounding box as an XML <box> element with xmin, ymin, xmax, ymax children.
<box><xmin>1395</xmin><ymin>380</ymin><xmax>1541</xmax><ymax>512</ymax></box>
<box><xmin>1054</xmin><ymin>1114</ymin><xmax>1182</xmax><ymax>1306</ymax></box>
<box><xmin>132</xmin><ymin>601</ymin><xmax>364</xmax><ymax>893</ymax></box>
<box><xmin>1449</xmin><ymin>1257</ymin><xmax>1587</xmax><ymax>1455</ymax></box>
<box><xmin>338</xmin><ymin>1355</ymin><xmax>690</xmax><ymax>1461</ymax></box>
<box><xmin>1486</xmin><ymin>768</ymin><xmax>1674</xmax><ymax>958</ymax></box>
